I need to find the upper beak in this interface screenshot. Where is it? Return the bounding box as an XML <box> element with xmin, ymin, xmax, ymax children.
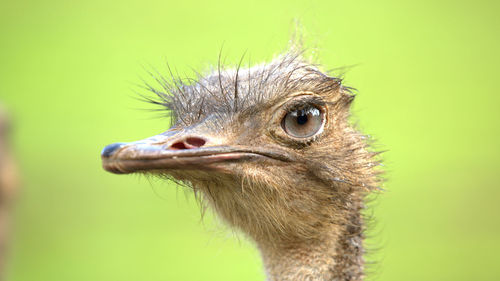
<box><xmin>101</xmin><ymin>128</ymin><xmax>291</xmax><ymax>174</ymax></box>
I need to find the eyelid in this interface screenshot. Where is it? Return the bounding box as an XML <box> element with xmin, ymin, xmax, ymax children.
<box><xmin>285</xmin><ymin>97</ymin><xmax>325</xmax><ymax>110</ymax></box>
<box><xmin>280</xmin><ymin>98</ymin><xmax>326</xmax><ymax>121</ymax></box>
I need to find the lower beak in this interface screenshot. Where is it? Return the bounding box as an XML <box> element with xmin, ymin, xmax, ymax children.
<box><xmin>101</xmin><ymin>129</ymin><xmax>290</xmax><ymax>174</ymax></box>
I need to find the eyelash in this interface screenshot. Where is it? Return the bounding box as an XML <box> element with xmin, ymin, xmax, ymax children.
<box><xmin>280</xmin><ymin>98</ymin><xmax>325</xmax><ymax>120</ymax></box>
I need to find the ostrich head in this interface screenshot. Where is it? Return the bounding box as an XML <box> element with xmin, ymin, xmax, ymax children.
<box><xmin>101</xmin><ymin>51</ymin><xmax>379</xmax><ymax>281</ymax></box>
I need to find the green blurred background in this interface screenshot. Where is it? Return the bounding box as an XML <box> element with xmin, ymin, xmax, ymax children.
<box><xmin>1</xmin><ymin>0</ymin><xmax>499</xmax><ymax>280</ymax></box>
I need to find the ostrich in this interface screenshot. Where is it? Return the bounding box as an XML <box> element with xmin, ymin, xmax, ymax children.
<box><xmin>101</xmin><ymin>50</ymin><xmax>380</xmax><ymax>281</ymax></box>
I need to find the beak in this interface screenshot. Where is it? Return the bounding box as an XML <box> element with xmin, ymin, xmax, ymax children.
<box><xmin>101</xmin><ymin>128</ymin><xmax>291</xmax><ymax>174</ymax></box>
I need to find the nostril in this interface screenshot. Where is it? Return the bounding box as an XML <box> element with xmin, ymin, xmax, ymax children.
<box><xmin>185</xmin><ymin>137</ymin><xmax>206</xmax><ymax>148</ymax></box>
<box><xmin>169</xmin><ymin>137</ymin><xmax>206</xmax><ymax>150</ymax></box>
<box><xmin>170</xmin><ymin>142</ymin><xmax>188</xmax><ymax>150</ymax></box>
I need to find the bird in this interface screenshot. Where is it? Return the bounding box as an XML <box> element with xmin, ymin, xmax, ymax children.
<box><xmin>101</xmin><ymin>49</ymin><xmax>381</xmax><ymax>281</ymax></box>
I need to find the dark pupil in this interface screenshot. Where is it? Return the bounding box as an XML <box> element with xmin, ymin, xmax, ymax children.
<box><xmin>296</xmin><ymin>112</ymin><xmax>308</xmax><ymax>125</ymax></box>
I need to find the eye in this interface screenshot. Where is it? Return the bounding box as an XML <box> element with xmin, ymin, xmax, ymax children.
<box><xmin>281</xmin><ymin>105</ymin><xmax>325</xmax><ymax>138</ymax></box>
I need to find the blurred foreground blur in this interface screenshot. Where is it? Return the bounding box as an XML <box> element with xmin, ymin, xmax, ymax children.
<box><xmin>0</xmin><ymin>105</ymin><xmax>18</xmax><ymax>279</ymax></box>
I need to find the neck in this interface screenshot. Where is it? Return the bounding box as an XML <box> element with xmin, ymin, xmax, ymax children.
<box><xmin>257</xmin><ymin>212</ymin><xmax>365</xmax><ymax>281</ymax></box>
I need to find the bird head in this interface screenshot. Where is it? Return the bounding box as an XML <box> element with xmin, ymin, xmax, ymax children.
<box><xmin>101</xmin><ymin>52</ymin><xmax>378</xmax><ymax>245</ymax></box>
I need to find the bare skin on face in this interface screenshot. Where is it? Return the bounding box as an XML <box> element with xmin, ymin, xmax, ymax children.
<box><xmin>102</xmin><ymin>51</ymin><xmax>380</xmax><ymax>281</ymax></box>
